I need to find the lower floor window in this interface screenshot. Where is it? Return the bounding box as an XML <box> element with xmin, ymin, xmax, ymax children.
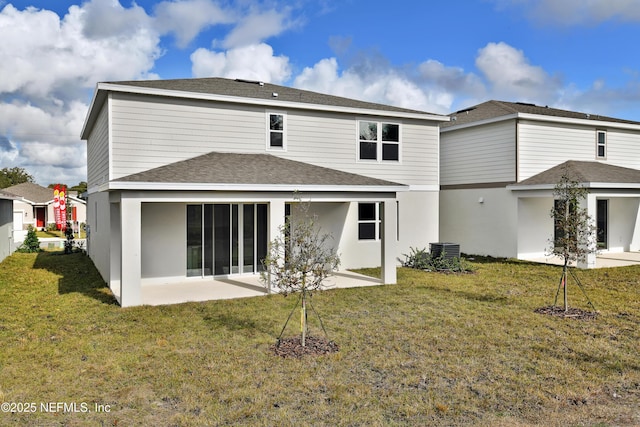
<box><xmin>358</xmin><ymin>202</ymin><xmax>381</xmax><ymax>240</ymax></box>
<box><xmin>187</xmin><ymin>203</ymin><xmax>268</xmax><ymax>277</ymax></box>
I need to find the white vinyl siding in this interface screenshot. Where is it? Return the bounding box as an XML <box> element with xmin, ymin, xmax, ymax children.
<box><xmin>518</xmin><ymin>120</ymin><xmax>610</xmax><ymax>181</ymax></box>
<box><xmin>109</xmin><ymin>93</ymin><xmax>441</xmax><ymax>186</ymax></box>
<box><xmin>606</xmin><ymin>129</ymin><xmax>640</xmax><ymax>170</ymax></box>
<box><xmin>286</xmin><ymin>114</ymin><xmax>438</xmax><ymax>186</ymax></box>
<box><xmin>86</xmin><ymin>101</ymin><xmax>110</xmax><ymax>188</ymax></box>
<box><xmin>440</xmin><ymin>120</ymin><xmax>516</xmax><ymax>186</ymax></box>
<box><xmin>110</xmin><ymin>93</ymin><xmax>265</xmax><ymax>179</ymax></box>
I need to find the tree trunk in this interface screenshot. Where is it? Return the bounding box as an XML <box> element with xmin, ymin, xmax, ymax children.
<box><xmin>301</xmin><ymin>291</ymin><xmax>307</xmax><ymax>347</ymax></box>
<box><xmin>563</xmin><ymin>262</ymin><xmax>568</xmax><ymax>312</ymax></box>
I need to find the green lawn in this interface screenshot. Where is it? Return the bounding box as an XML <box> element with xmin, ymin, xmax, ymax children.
<box><xmin>0</xmin><ymin>252</ymin><xmax>638</xmax><ymax>426</ymax></box>
<box><xmin>35</xmin><ymin>230</ymin><xmax>86</xmax><ymax>239</ymax></box>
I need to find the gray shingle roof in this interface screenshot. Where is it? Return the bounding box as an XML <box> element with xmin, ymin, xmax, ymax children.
<box><xmin>516</xmin><ymin>161</ymin><xmax>640</xmax><ymax>186</ymax></box>
<box><xmin>109</xmin><ymin>77</ymin><xmax>437</xmax><ymax>115</ymax></box>
<box><xmin>3</xmin><ymin>182</ymin><xmax>54</xmax><ymax>204</ymax></box>
<box><xmin>0</xmin><ymin>190</ymin><xmax>16</xmax><ymax>200</ymax></box>
<box><xmin>114</xmin><ymin>152</ymin><xmax>404</xmax><ymax>188</ymax></box>
<box><xmin>442</xmin><ymin>100</ymin><xmax>640</xmax><ymax>128</ymax></box>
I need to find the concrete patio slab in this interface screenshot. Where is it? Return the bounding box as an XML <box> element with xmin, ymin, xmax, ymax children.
<box><xmin>522</xmin><ymin>252</ymin><xmax>640</xmax><ymax>269</ymax></box>
<box><xmin>140</xmin><ymin>270</ymin><xmax>382</xmax><ymax>306</ymax></box>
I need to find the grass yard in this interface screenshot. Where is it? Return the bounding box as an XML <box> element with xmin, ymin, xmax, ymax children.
<box><xmin>35</xmin><ymin>230</ymin><xmax>86</xmax><ymax>239</ymax></box>
<box><xmin>0</xmin><ymin>252</ymin><xmax>638</xmax><ymax>426</ymax></box>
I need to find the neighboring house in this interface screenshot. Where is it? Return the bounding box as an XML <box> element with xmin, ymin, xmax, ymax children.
<box><xmin>3</xmin><ymin>182</ymin><xmax>87</xmax><ymax>240</ymax></box>
<box><xmin>0</xmin><ymin>190</ymin><xmax>15</xmax><ymax>262</ymax></box>
<box><xmin>80</xmin><ymin>77</ymin><xmax>447</xmax><ymax>307</ymax></box>
<box><xmin>440</xmin><ymin>100</ymin><xmax>640</xmax><ymax>268</ymax></box>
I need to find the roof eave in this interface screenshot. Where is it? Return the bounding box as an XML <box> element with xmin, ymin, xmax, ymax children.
<box><xmin>80</xmin><ymin>84</ymin><xmax>105</xmax><ymax>140</ymax></box>
<box><xmin>516</xmin><ymin>113</ymin><xmax>640</xmax><ymax>130</ymax></box>
<box><xmin>508</xmin><ymin>182</ymin><xmax>640</xmax><ymax>191</ymax></box>
<box><xmin>441</xmin><ymin>114</ymin><xmax>518</xmax><ymax>132</ymax></box>
<box><xmin>108</xmin><ymin>181</ymin><xmax>408</xmax><ymax>192</ymax></box>
<box><xmin>442</xmin><ymin>111</ymin><xmax>640</xmax><ymax>133</ymax></box>
<box><xmin>84</xmin><ymin>83</ymin><xmax>448</xmax><ymax>129</ymax></box>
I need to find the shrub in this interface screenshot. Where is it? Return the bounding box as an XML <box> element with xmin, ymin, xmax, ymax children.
<box><xmin>16</xmin><ymin>225</ymin><xmax>41</xmax><ymax>253</ymax></box>
<box><xmin>402</xmin><ymin>246</ymin><xmax>473</xmax><ymax>273</ymax></box>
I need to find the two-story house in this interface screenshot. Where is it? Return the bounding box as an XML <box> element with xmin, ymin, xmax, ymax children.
<box><xmin>440</xmin><ymin>100</ymin><xmax>640</xmax><ymax>268</ymax></box>
<box><xmin>81</xmin><ymin>78</ymin><xmax>447</xmax><ymax>307</ymax></box>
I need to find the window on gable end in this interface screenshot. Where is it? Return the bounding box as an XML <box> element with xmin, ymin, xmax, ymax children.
<box><xmin>596</xmin><ymin>130</ymin><xmax>606</xmax><ymax>159</ymax></box>
<box><xmin>267</xmin><ymin>112</ymin><xmax>286</xmax><ymax>150</ymax></box>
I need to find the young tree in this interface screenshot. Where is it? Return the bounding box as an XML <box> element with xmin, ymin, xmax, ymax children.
<box><xmin>16</xmin><ymin>225</ymin><xmax>41</xmax><ymax>253</ymax></box>
<box><xmin>261</xmin><ymin>202</ymin><xmax>340</xmax><ymax>347</ymax></box>
<box><xmin>548</xmin><ymin>165</ymin><xmax>597</xmax><ymax>312</ymax></box>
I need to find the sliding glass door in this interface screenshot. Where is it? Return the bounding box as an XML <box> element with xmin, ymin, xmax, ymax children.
<box><xmin>187</xmin><ymin>203</ymin><xmax>268</xmax><ymax>277</ymax></box>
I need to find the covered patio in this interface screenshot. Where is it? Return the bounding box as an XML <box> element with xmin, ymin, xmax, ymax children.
<box><xmin>510</xmin><ymin>160</ymin><xmax>640</xmax><ymax>269</ymax></box>
<box><xmin>104</xmin><ymin>152</ymin><xmax>405</xmax><ymax>307</ymax></box>
<box><xmin>109</xmin><ymin>270</ymin><xmax>383</xmax><ymax>306</ymax></box>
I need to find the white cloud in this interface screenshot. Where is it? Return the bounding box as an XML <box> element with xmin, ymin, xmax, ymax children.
<box><xmin>80</xmin><ymin>0</ymin><xmax>151</xmax><ymax>39</ymax></box>
<box><xmin>153</xmin><ymin>0</ymin><xmax>233</xmax><ymax>48</ymax></box>
<box><xmin>190</xmin><ymin>43</ymin><xmax>291</xmax><ymax>84</ymax></box>
<box><xmin>0</xmin><ymin>2</ymin><xmax>161</xmax><ymax>102</ymax></box>
<box><xmin>293</xmin><ymin>57</ymin><xmax>452</xmax><ymax>114</ymax></box>
<box><xmin>475</xmin><ymin>42</ymin><xmax>560</xmax><ymax>102</ymax></box>
<box><xmin>221</xmin><ymin>8</ymin><xmax>297</xmax><ymax>49</ymax></box>
<box><xmin>0</xmin><ymin>136</ymin><xmax>19</xmax><ymax>165</ymax></box>
<box><xmin>0</xmin><ymin>0</ymin><xmax>163</xmax><ymax>185</ymax></box>
<box><xmin>418</xmin><ymin>60</ymin><xmax>484</xmax><ymax>95</ymax></box>
<box><xmin>492</xmin><ymin>0</ymin><xmax>640</xmax><ymax>25</ymax></box>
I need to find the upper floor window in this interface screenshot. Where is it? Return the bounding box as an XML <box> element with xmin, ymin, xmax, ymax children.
<box><xmin>267</xmin><ymin>112</ymin><xmax>286</xmax><ymax>150</ymax></box>
<box><xmin>596</xmin><ymin>130</ymin><xmax>606</xmax><ymax>158</ymax></box>
<box><xmin>358</xmin><ymin>121</ymin><xmax>400</xmax><ymax>162</ymax></box>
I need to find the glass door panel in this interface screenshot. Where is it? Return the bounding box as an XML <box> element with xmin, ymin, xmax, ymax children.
<box><xmin>597</xmin><ymin>199</ymin><xmax>608</xmax><ymax>249</ymax></box>
<box><xmin>204</xmin><ymin>204</ymin><xmax>213</xmax><ymax>276</ymax></box>
<box><xmin>243</xmin><ymin>204</ymin><xmax>255</xmax><ymax>273</ymax></box>
<box><xmin>214</xmin><ymin>204</ymin><xmax>231</xmax><ymax>275</ymax></box>
<box><xmin>256</xmin><ymin>204</ymin><xmax>268</xmax><ymax>272</ymax></box>
<box><xmin>186</xmin><ymin>205</ymin><xmax>202</xmax><ymax>277</ymax></box>
<box><xmin>188</xmin><ymin>203</ymin><xmax>269</xmax><ymax>276</ymax></box>
<box><xmin>232</xmin><ymin>204</ymin><xmax>239</xmax><ymax>274</ymax></box>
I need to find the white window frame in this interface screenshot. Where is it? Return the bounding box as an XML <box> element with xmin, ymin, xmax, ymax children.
<box><xmin>596</xmin><ymin>130</ymin><xmax>606</xmax><ymax>159</ymax></box>
<box><xmin>357</xmin><ymin>120</ymin><xmax>401</xmax><ymax>163</ymax></box>
<box><xmin>266</xmin><ymin>111</ymin><xmax>287</xmax><ymax>151</ymax></box>
<box><xmin>357</xmin><ymin>202</ymin><xmax>381</xmax><ymax>241</ymax></box>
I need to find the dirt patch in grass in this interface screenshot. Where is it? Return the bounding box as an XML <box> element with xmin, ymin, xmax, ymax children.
<box><xmin>271</xmin><ymin>336</ymin><xmax>339</xmax><ymax>358</ymax></box>
<box><xmin>534</xmin><ymin>305</ymin><xmax>599</xmax><ymax>320</ymax></box>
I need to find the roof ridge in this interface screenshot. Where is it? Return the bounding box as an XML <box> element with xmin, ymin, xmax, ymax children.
<box><xmin>489</xmin><ymin>100</ymin><xmax>521</xmax><ymax>114</ymax></box>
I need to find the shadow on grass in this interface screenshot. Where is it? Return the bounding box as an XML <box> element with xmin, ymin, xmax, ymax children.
<box><xmin>33</xmin><ymin>251</ymin><xmax>118</xmax><ymax>305</ymax></box>
<box><xmin>463</xmin><ymin>253</ymin><xmax>546</xmax><ymax>267</ymax></box>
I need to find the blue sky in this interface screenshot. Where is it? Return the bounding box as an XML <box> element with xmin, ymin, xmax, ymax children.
<box><xmin>1</xmin><ymin>0</ymin><xmax>640</xmax><ymax>185</ymax></box>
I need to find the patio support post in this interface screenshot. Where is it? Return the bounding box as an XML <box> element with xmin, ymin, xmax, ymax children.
<box><xmin>109</xmin><ymin>202</ymin><xmax>121</xmax><ymax>302</ymax></box>
<box><xmin>630</xmin><ymin>197</ymin><xmax>640</xmax><ymax>251</ymax></box>
<box><xmin>381</xmin><ymin>199</ymin><xmax>397</xmax><ymax>284</ymax></box>
<box><xmin>268</xmin><ymin>199</ymin><xmax>286</xmax><ymax>293</ymax></box>
<box><xmin>120</xmin><ymin>196</ymin><xmax>142</xmax><ymax>307</ymax></box>
<box><xmin>578</xmin><ymin>193</ymin><xmax>597</xmax><ymax>269</ymax></box>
